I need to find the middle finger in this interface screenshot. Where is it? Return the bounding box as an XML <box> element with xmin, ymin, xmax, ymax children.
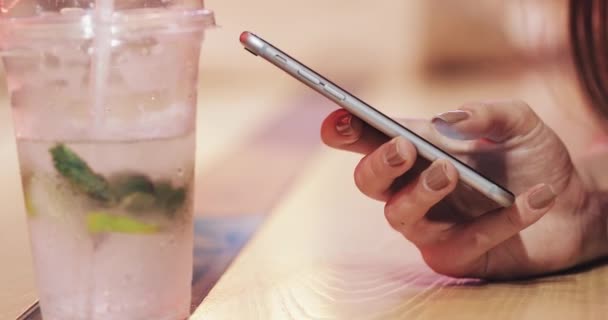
<box><xmin>353</xmin><ymin>136</ymin><xmax>418</xmax><ymax>201</ymax></box>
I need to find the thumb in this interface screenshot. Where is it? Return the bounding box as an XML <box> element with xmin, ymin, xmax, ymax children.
<box><xmin>431</xmin><ymin>100</ymin><xmax>542</xmax><ymax>143</ymax></box>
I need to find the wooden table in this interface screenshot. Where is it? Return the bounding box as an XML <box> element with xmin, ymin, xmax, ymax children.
<box><xmin>191</xmin><ymin>147</ymin><xmax>608</xmax><ymax>320</ymax></box>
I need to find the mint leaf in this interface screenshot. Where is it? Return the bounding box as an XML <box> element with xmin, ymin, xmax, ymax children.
<box><xmin>87</xmin><ymin>211</ymin><xmax>159</xmax><ymax>234</ymax></box>
<box><xmin>119</xmin><ymin>192</ymin><xmax>157</xmax><ymax>212</ymax></box>
<box><xmin>50</xmin><ymin>144</ymin><xmax>112</xmax><ymax>202</ymax></box>
<box><xmin>155</xmin><ymin>182</ymin><xmax>187</xmax><ymax>216</ymax></box>
<box><xmin>49</xmin><ymin>144</ymin><xmax>187</xmax><ymax>216</ymax></box>
<box><xmin>165</xmin><ymin>187</ymin><xmax>186</xmax><ymax>214</ymax></box>
<box><xmin>110</xmin><ymin>174</ymin><xmax>155</xmax><ymax>198</ymax></box>
<box><xmin>111</xmin><ymin>176</ymin><xmax>186</xmax><ymax>215</ymax></box>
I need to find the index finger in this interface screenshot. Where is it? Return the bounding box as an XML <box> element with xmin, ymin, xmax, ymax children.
<box><xmin>320</xmin><ymin>109</ymin><xmax>388</xmax><ymax>154</ymax></box>
<box><xmin>320</xmin><ymin>109</ymin><xmax>435</xmax><ymax>155</ymax></box>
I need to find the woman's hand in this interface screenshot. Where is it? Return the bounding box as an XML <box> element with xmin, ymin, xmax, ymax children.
<box><xmin>321</xmin><ymin>99</ymin><xmax>608</xmax><ymax>280</ymax></box>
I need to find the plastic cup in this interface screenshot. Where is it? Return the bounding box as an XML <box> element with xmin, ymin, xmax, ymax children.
<box><xmin>0</xmin><ymin>1</ymin><xmax>214</xmax><ymax>319</ymax></box>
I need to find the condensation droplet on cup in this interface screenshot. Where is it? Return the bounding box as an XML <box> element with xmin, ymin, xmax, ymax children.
<box><xmin>103</xmin><ymin>290</ymin><xmax>110</xmax><ymax>298</ymax></box>
<box><xmin>43</xmin><ymin>53</ymin><xmax>60</xmax><ymax>68</ymax></box>
<box><xmin>133</xmin><ymin>37</ymin><xmax>158</xmax><ymax>57</ymax></box>
<box><xmin>177</xmin><ymin>168</ymin><xmax>184</xmax><ymax>177</ymax></box>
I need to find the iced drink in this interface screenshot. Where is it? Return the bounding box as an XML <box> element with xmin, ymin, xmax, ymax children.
<box><xmin>0</xmin><ymin>2</ymin><xmax>214</xmax><ymax>319</ymax></box>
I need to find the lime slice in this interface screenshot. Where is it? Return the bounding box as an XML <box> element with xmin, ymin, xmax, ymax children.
<box><xmin>87</xmin><ymin>212</ymin><xmax>160</xmax><ymax>234</ymax></box>
<box><xmin>24</xmin><ymin>191</ymin><xmax>36</xmax><ymax>217</ymax></box>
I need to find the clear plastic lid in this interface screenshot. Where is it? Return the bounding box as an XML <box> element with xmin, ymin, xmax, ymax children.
<box><xmin>1</xmin><ymin>0</ymin><xmax>210</xmax><ymax>17</ymax></box>
<box><xmin>0</xmin><ymin>0</ymin><xmax>215</xmax><ymax>39</ymax></box>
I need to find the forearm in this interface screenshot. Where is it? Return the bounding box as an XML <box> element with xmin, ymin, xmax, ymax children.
<box><xmin>579</xmin><ymin>190</ymin><xmax>608</xmax><ymax>264</ymax></box>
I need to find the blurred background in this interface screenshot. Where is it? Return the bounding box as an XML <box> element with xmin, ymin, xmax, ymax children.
<box><xmin>1</xmin><ymin>0</ymin><xmax>604</xmax><ymax>318</ymax></box>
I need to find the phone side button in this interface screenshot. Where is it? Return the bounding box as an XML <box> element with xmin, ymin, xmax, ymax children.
<box><xmin>323</xmin><ymin>85</ymin><xmax>346</xmax><ymax>101</ymax></box>
<box><xmin>297</xmin><ymin>69</ymin><xmax>321</xmax><ymax>85</ymax></box>
<box><xmin>274</xmin><ymin>54</ymin><xmax>288</xmax><ymax>64</ymax></box>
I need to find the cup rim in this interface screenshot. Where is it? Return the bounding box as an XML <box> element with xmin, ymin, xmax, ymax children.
<box><xmin>0</xmin><ymin>8</ymin><xmax>215</xmax><ymax>40</ymax></box>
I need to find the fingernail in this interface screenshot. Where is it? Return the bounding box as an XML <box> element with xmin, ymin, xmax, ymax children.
<box><xmin>336</xmin><ymin>114</ymin><xmax>361</xmax><ymax>136</ymax></box>
<box><xmin>385</xmin><ymin>138</ymin><xmax>407</xmax><ymax>167</ymax></box>
<box><xmin>336</xmin><ymin>114</ymin><xmax>353</xmax><ymax>135</ymax></box>
<box><xmin>432</xmin><ymin>110</ymin><xmax>470</xmax><ymax>125</ymax></box>
<box><xmin>424</xmin><ymin>162</ymin><xmax>450</xmax><ymax>191</ymax></box>
<box><xmin>527</xmin><ymin>185</ymin><xmax>556</xmax><ymax>210</ymax></box>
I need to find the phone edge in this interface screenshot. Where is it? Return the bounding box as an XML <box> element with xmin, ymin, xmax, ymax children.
<box><xmin>239</xmin><ymin>31</ymin><xmax>515</xmax><ymax>208</ymax></box>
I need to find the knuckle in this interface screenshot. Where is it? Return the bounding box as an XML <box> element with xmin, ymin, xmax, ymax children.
<box><xmin>420</xmin><ymin>251</ymin><xmax>452</xmax><ymax>275</ymax></box>
<box><xmin>512</xmin><ymin>99</ymin><xmax>540</xmax><ymax>123</ymax></box>
<box><xmin>383</xmin><ymin>201</ymin><xmax>402</xmax><ymax>231</ymax></box>
<box><xmin>421</xmin><ymin>250</ymin><xmax>477</xmax><ymax>278</ymax></box>
<box><xmin>353</xmin><ymin>163</ymin><xmax>367</xmax><ymax>193</ymax></box>
<box><xmin>368</xmin><ymin>159</ymin><xmax>382</xmax><ymax>179</ymax></box>
<box><xmin>399</xmin><ymin>140</ymin><xmax>418</xmax><ymax>164</ymax></box>
<box><xmin>353</xmin><ymin>156</ymin><xmax>379</xmax><ymax>197</ymax></box>
<box><xmin>370</xmin><ymin>147</ymin><xmax>389</xmax><ymax>176</ymax></box>
<box><xmin>505</xmin><ymin>208</ymin><xmax>526</xmax><ymax>229</ymax></box>
<box><xmin>408</xmin><ymin>220</ymin><xmax>441</xmax><ymax>245</ymax></box>
<box><xmin>511</xmin><ymin>99</ymin><xmax>532</xmax><ymax>112</ymax></box>
<box><xmin>491</xmin><ymin>99</ymin><xmax>543</xmax><ymax>141</ymax></box>
<box><xmin>459</xmin><ymin>101</ymin><xmax>486</xmax><ymax>113</ymax></box>
<box><xmin>384</xmin><ymin>199</ymin><xmax>419</xmax><ymax>241</ymax></box>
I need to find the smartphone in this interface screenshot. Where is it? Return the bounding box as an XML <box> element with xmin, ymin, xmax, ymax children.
<box><xmin>239</xmin><ymin>31</ymin><xmax>515</xmax><ymax>208</ymax></box>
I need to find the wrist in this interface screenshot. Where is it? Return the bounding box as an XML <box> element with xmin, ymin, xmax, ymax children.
<box><xmin>594</xmin><ymin>191</ymin><xmax>608</xmax><ymax>259</ymax></box>
<box><xmin>575</xmin><ymin>176</ymin><xmax>608</xmax><ymax>263</ymax></box>
<box><xmin>573</xmin><ymin>148</ymin><xmax>608</xmax><ymax>191</ymax></box>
